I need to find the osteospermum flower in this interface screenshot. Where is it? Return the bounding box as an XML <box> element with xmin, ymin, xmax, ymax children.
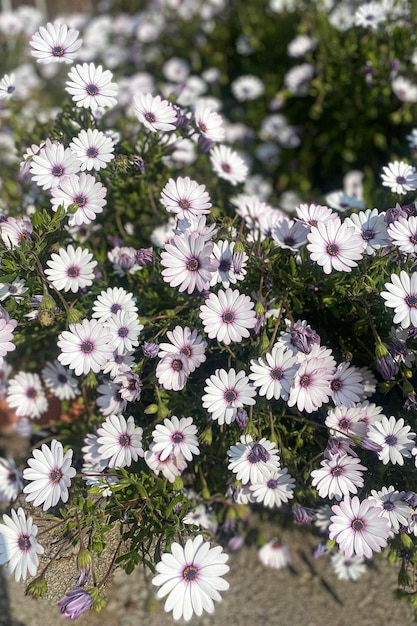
<box><xmin>330</xmin><ymin>552</ymin><xmax>367</xmax><ymax>581</ymax></box>
<box><xmin>7</xmin><ymin>371</ymin><xmax>48</xmax><ymax>419</ymax></box>
<box><xmin>45</xmin><ymin>245</ymin><xmax>97</xmax><ymax>293</ymax></box>
<box><xmin>156</xmin><ymin>352</ymin><xmax>190</xmax><ymax>391</ymax></box>
<box><xmin>69</xmin><ymin>128</ymin><xmax>114</xmax><ymax>171</ymax></box>
<box><xmin>0</xmin><ymin>317</ymin><xmax>17</xmax><ymax>358</ymax></box>
<box><xmin>249</xmin><ymin>345</ymin><xmax>299</xmax><ymax>401</ymax></box>
<box><xmin>160</xmin><ymin>177</ymin><xmax>212</xmax><ymax>219</ymax></box>
<box><xmin>287</xmin><ymin>357</ymin><xmax>334</xmax><ymax>413</ymax></box>
<box><xmin>311</xmin><ymin>454</ymin><xmax>367</xmax><ymax>501</ymax></box>
<box><xmin>134</xmin><ymin>93</ymin><xmax>177</xmax><ymax>132</ymax></box>
<box><xmin>57</xmin><ymin>318</ymin><xmax>114</xmax><ymax>376</ymax></box>
<box><xmin>381</xmin><ymin>271</ymin><xmax>417</xmax><ymax>329</ymax></box>
<box><xmin>50</xmin><ymin>173</ymin><xmax>107</xmax><ymax>226</ymax></box>
<box><xmin>249</xmin><ymin>468</ymin><xmax>295</xmax><ymax>508</ymax></box>
<box><xmin>41</xmin><ymin>360</ymin><xmax>79</xmax><ymax>401</ymax></box>
<box><xmin>368</xmin><ymin>486</ymin><xmax>413</xmax><ymax>534</ymax></box>
<box><xmin>0</xmin><ymin>216</ymin><xmax>33</xmax><ymax>249</ymax></box>
<box><xmin>306</xmin><ymin>217</ymin><xmax>365</xmax><ymax>274</ymax></box>
<box><xmin>194</xmin><ymin>102</ymin><xmax>225</xmax><ymax>143</ymax></box>
<box><xmin>66</xmin><ymin>63</ymin><xmax>118</xmax><ymax>110</ymax></box>
<box><xmin>0</xmin><ymin>73</ymin><xmax>16</xmax><ymax>99</ymax></box>
<box><xmin>329</xmin><ymin>495</ymin><xmax>391</xmax><ymax>558</ymax></box>
<box><xmin>330</xmin><ymin>362</ymin><xmax>364</xmax><ymax>407</ymax></box>
<box><xmin>23</xmin><ymin>440</ymin><xmax>76</xmax><ymax>511</ymax></box>
<box><xmin>97</xmin><ymin>414</ymin><xmax>144</xmax><ymax>468</ymax></box>
<box><xmin>199</xmin><ymin>288</ymin><xmax>257</xmax><ymax>345</ymax></box>
<box><xmin>0</xmin><ymin>457</ymin><xmax>23</xmax><ymax>502</ymax></box>
<box><xmin>387</xmin><ymin>216</ymin><xmax>417</xmax><ymax>254</ymax></box>
<box><xmin>325</xmin><ymin>405</ymin><xmax>368</xmax><ymax>439</ymax></box>
<box><xmin>0</xmin><ymin>508</ymin><xmax>44</xmax><ymax>582</ymax></box>
<box><xmin>381</xmin><ymin>160</ymin><xmax>417</xmax><ymax>194</ymax></box>
<box><xmin>227</xmin><ymin>434</ymin><xmax>280</xmax><ymax>484</ymax></box>
<box><xmin>152</xmin><ymin>416</ymin><xmax>200</xmax><ymax>462</ymax></box>
<box><xmin>92</xmin><ymin>286</ymin><xmax>138</xmax><ymax>322</ymax></box>
<box><xmin>104</xmin><ymin>310</ymin><xmax>143</xmax><ymax>354</ymax></box>
<box><xmin>344</xmin><ymin>208</ymin><xmax>391</xmax><ymax>255</ymax></box>
<box><xmin>209</xmin><ymin>240</ymin><xmax>248</xmax><ymax>288</ymax></box>
<box><xmin>152</xmin><ymin>535</ymin><xmax>229</xmax><ymax>622</ymax></box>
<box><xmin>161</xmin><ymin>232</ymin><xmax>217</xmax><ymax>294</ymax></box>
<box><xmin>257</xmin><ymin>540</ymin><xmax>291</xmax><ymax>570</ymax></box>
<box><xmin>30</xmin><ymin>22</ymin><xmax>82</xmax><ymax>64</ymax></box>
<box><xmin>367</xmin><ymin>415</ymin><xmax>415</xmax><ymax>465</ymax></box>
<box><xmin>202</xmin><ymin>368</ymin><xmax>256</xmax><ymax>425</ymax></box>
<box><xmin>158</xmin><ymin>326</ymin><xmax>207</xmax><ymax>373</ymax></box>
<box><xmin>29</xmin><ymin>140</ymin><xmax>80</xmax><ymax>190</ymax></box>
<box><xmin>145</xmin><ymin>444</ymin><xmax>188</xmax><ymax>483</ymax></box>
<box><xmin>210</xmin><ymin>145</ymin><xmax>248</xmax><ymax>185</ymax></box>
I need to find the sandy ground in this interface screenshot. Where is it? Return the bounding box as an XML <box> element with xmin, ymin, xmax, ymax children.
<box><xmin>1</xmin><ymin>529</ymin><xmax>415</xmax><ymax>626</ymax></box>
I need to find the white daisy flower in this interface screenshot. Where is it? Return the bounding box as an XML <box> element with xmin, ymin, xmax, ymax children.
<box><xmin>156</xmin><ymin>352</ymin><xmax>190</xmax><ymax>392</ymax></box>
<box><xmin>29</xmin><ymin>22</ymin><xmax>82</xmax><ymax>64</ymax></box>
<box><xmin>102</xmin><ymin>351</ymin><xmax>136</xmax><ymax>378</ymax></box>
<box><xmin>50</xmin><ymin>173</ymin><xmax>107</xmax><ymax>226</ymax></box>
<box><xmin>210</xmin><ymin>145</ymin><xmax>248</xmax><ymax>186</ymax></box>
<box><xmin>29</xmin><ymin>139</ymin><xmax>80</xmax><ymax>190</ymax></box>
<box><xmin>96</xmin><ymin>380</ymin><xmax>127</xmax><ymax>416</ymax></box>
<box><xmin>227</xmin><ymin>434</ymin><xmax>280</xmax><ymax>484</ymax></box>
<box><xmin>92</xmin><ymin>286</ymin><xmax>138</xmax><ymax>323</ymax></box>
<box><xmin>209</xmin><ymin>240</ymin><xmax>248</xmax><ymax>288</ymax></box>
<box><xmin>23</xmin><ymin>439</ymin><xmax>76</xmax><ymax>511</ymax></box>
<box><xmin>0</xmin><ymin>73</ymin><xmax>16</xmax><ymax>99</ymax></box>
<box><xmin>199</xmin><ymin>288</ymin><xmax>257</xmax><ymax>345</ymax></box>
<box><xmin>57</xmin><ymin>318</ymin><xmax>114</xmax><ymax>376</ymax></box>
<box><xmin>330</xmin><ymin>363</ymin><xmax>364</xmax><ymax>407</ymax></box>
<box><xmin>287</xmin><ymin>357</ymin><xmax>334</xmax><ymax>413</ymax></box>
<box><xmin>194</xmin><ymin>102</ymin><xmax>225</xmax><ymax>143</ymax></box>
<box><xmin>158</xmin><ymin>326</ymin><xmax>207</xmax><ymax>373</ymax></box>
<box><xmin>0</xmin><ymin>508</ymin><xmax>44</xmax><ymax>582</ymax></box>
<box><xmin>0</xmin><ymin>457</ymin><xmax>23</xmax><ymax>502</ymax></box>
<box><xmin>66</xmin><ymin>63</ymin><xmax>118</xmax><ymax>110</ymax></box>
<box><xmin>306</xmin><ymin>217</ymin><xmax>366</xmax><ymax>274</ymax></box>
<box><xmin>69</xmin><ymin>128</ymin><xmax>115</xmax><ymax>171</ymax></box>
<box><xmin>41</xmin><ymin>360</ymin><xmax>79</xmax><ymax>401</ymax></box>
<box><xmin>387</xmin><ymin>216</ymin><xmax>417</xmax><ymax>254</ymax></box>
<box><xmin>133</xmin><ymin>93</ymin><xmax>177</xmax><ymax>132</ymax></box>
<box><xmin>0</xmin><ymin>317</ymin><xmax>17</xmax><ymax>359</ymax></box>
<box><xmin>0</xmin><ymin>278</ymin><xmax>27</xmax><ymax>302</ymax></box>
<box><xmin>231</xmin><ymin>74</ymin><xmax>264</xmax><ymax>101</ymax></box>
<box><xmin>202</xmin><ymin>368</ymin><xmax>256</xmax><ymax>425</ymax></box>
<box><xmin>249</xmin><ymin>345</ymin><xmax>299</xmax><ymax>401</ymax></box>
<box><xmin>258</xmin><ymin>540</ymin><xmax>291</xmax><ymax>570</ymax></box>
<box><xmin>295</xmin><ymin>203</ymin><xmax>336</xmax><ymax>228</ymax></box>
<box><xmin>272</xmin><ymin>218</ymin><xmax>308</xmax><ymax>251</ymax></box>
<box><xmin>249</xmin><ymin>468</ymin><xmax>295</xmax><ymax>508</ymax></box>
<box><xmin>367</xmin><ymin>415</ymin><xmax>416</xmax><ymax>465</ymax></box>
<box><xmin>160</xmin><ymin>176</ymin><xmax>212</xmax><ymax>219</ymax></box>
<box><xmin>325</xmin><ymin>405</ymin><xmax>368</xmax><ymax>439</ymax></box>
<box><xmin>152</xmin><ymin>535</ymin><xmax>229</xmax><ymax>622</ymax></box>
<box><xmin>152</xmin><ymin>416</ymin><xmax>200</xmax><ymax>462</ymax></box>
<box><xmin>345</xmin><ymin>208</ymin><xmax>391</xmax><ymax>255</ymax></box>
<box><xmin>311</xmin><ymin>454</ymin><xmax>367</xmax><ymax>501</ymax></box>
<box><xmin>381</xmin><ymin>271</ymin><xmax>417</xmax><ymax>329</ymax></box>
<box><xmin>381</xmin><ymin>160</ymin><xmax>417</xmax><ymax>195</ymax></box>
<box><xmin>45</xmin><ymin>244</ymin><xmax>97</xmax><ymax>293</ymax></box>
<box><xmin>0</xmin><ymin>216</ymin><xmax>33</xmax><ymax>250</ymax></box>
<box><xmin>97</xmin><ymin>414</ymin><xmax>144</xmax><ymax>468</ymax></box>
<box><xmin>354</xmin><ymin>2</ymin><xmax>386</xmax><ymax>31</ymax></box>
<box><xmin>104</xmin><ymin>310</ymin><xmax>143</xmax><ymax>355</ymax></box>
<box><xmin>368</xmin><ymin>486</ymin><xmax>413</xmax><ymax>534</ymax></box>
<box><xmin>7</xmin><ymin>371</ymin><xmax>48</xmax><ymax>419</ymax></box>
<box><xmin>330</xmin><ymin>552</ymin><xmax>367</xmax><ymax>581</ymax></box>
<box><xmin>161</xmin><ymin>232</ymin><xmax>216</xmax><ymax>295</ymax></box>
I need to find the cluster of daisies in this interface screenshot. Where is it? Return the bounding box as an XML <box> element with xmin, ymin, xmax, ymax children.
<box><xmin>1</xmin><ymin>3</ymin><xmax>417</xmax><ymax>623</ymax></box>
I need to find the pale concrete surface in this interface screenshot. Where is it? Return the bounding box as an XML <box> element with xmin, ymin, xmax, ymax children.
<box><xmin>1</xmin><ymin>530</ymin><xmax>415</xmax><ymax>626</ymax></box>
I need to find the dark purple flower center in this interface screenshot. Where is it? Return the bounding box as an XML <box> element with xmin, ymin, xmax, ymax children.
<box><xmin>351</xmin><ymin>518</ymin><xmax>365</xmax><ymax>532</ymax></box>
<box><xmin>171</xmin><ymin>358</ymin><xmax>183</xmax><ymax>372</ymax></box>
<box><xmin>172</xmin><ymin>432</ymin><xmax>183</xmax><ymax>444</ymax></box>
<box><xmin>26</xmin><ymin>387</ymin><xmax>37</xmax><ymax>399</ymax></box>
<box><xmin>385</xmin><ymin>434</ymin><xmax>398</xmax><ymax>446</ymax></box>
<box><xmin>222</xmin><ymin>310</ymin><xmax>235</xmax><ymax>323</ymax></box>
<box><xmin>326</xmin><ymin>242</ymin><xmax>340</xmax><ymax>256</ymax></box>
<box><xmin>284</xmin><ymin>237</ymin><xmax>295</xmax><ymax>247</ymax></box>
<box><xmin>52</xmin><ymin>165</ymin><xmax>64</xmax><ymax>177</ymax></box>
<box><xmin>118</xmin><ymin>326</ymin><xmax>129</xmax><ymax>337</ymax></box>
<box><xmin>186</xmin><ymin>257</ymin><xmax>199</xmax><ymax>272</ymax></box>
<box><xmin>81</xmin><ymin>341</ymin><xmax>94</xmax><ymax>354</ymax></box>
<box><xmin>383</xmin><ymin>501</ymin><xmax>395</xmax><ymax>511</ymax></box>
<box><xmin>49</xmin><ymin>467</ymin><xmax>62</xmax><ymax>483</ymax></box>
<box><xmin>299</xmin><ymin>374</ymin><xmax>312</xmax><ymax>388</ymax></box>
<box><xmin>119</xmin><ymin>434</ymin><xmax>131</xmax><ymax>447</ymax></box>
<box><xmin>396</xmin><ymin>176</ymin><xmax>407</xmax><ymax>185</ymax></box>
<box><xmin>179</xmin><ymin>198</ymin><xmax>191</xmax><ymax>210</ymax></box>
<box><xmin>406</xmin><ymin>294</ymin><xmax>417</xmax><ymax>308</ymax></box>
<box><xmin>86</xmin><ymin>83</ymin><xmax>99</xmax><ymax>96</ymax></box>
<box><xmin>199</xmin><ymin>122</ymin><xmax>208</xmax><ymax>133</ymax></box>
<box><xmin>270</xmin><ymin>367</ymin><xmax>284</xmax><ymax>380</ymax></box>
<box><xmin>362</xmin><ymin>228</ymin><xmax>375</xmax><ymax>241</ymax></box>
<box><xmin>221</xmin><ymin>162</ymin><xmax>232</xmax><ymax>173</ymax></box>
<box><xmin>309</xmin><ymin>219</ymin><xmax>318</xmax><ymax>227</ymax></box>
<box><xmin>145</xmin><ymin>111</ymin><xmax>156</xmax><ymax>123</ymax></box>
<box><xmin>7</xmin><ymin>85</ymin><xmax>15</xmax><ymax>94</ymax></box>
<box><xmin>331</xmin><ymin>379</ymin><xmax>342</xmax><ymax>391</ymax></box>
<box><xmin>7</xmin><ymin>470</ymin><xmax>17</xmax><ymax>484</ymax></box>
<box><xmin>18</xmin><ymin>534</ymin><xmax>31</xmax><ymax>552</ymax></box>
<box><xmin>248</xmin><ymin>443</ymin><xmax>270</xmax><ymax>464</ymax></box>
<box><xmin>67</xmin><ymin>265</ymin><xmax>80</xmax><ymax>278</ymax></box>
<box><xmin>52</xmin><ymin>45</ymin><xmax>65</xmax><ymax>57</ymax></box>
<box><xmin>110</xmin><ymin>303</ymin><xmax>122</xmax><ymax>314</ymax></box>
<box><xmin>339</xmin><ymin>418</ymin><xmax>350</xmax><ymax>430</ymax></box>
<box><xmin>57</xmin><ymin>373</ymin><xmax>68</xmax><ymax>383</ymax></box>
<box><xmin>86</xmin><ymin>146</ymin><xmax>99</xmax><ymax>158</ymax></box>
<box><xmin>224</xmin><ymin>388</ymin><xmax>237</xmax><ymax>403</ymax></box>
<box><xmin>219</xmin><ymin>259</ymin><xmax>232</xmax><ymax>272</ymax></box>
<box><xmin>266</xmin><ymin>478</ymin><xmax>278</xmax><ymax>489</ymax></box>
<box><xmin>183</xmin><ymin>565</ymin><xmax>198</xmax><ymax>581</ymax></box>
<box><xmin>180</xmin><ymin>345</ymin><xmax>192</xmax><ymax>357</ymax></box>
<box><xmin>75</xmin><ymin>194</ymin><xmax>86</xmax><ymax>207</ymax></box>
<box><xmin>331</xmin><ymin>465</ymin><xmax>343</xmax><ymax>477</ymax></box>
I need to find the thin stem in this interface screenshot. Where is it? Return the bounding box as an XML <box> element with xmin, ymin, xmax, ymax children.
<box><xmin>97</xmin><ymin>539</ymin><xmax>123</xmax><ymax>589</ymax></box>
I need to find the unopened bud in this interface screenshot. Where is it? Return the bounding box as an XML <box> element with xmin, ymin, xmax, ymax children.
<box><xmin>25</xmin><ymin>575</ymin><xmax>48</xmax><ymax>599</ymax></box>
<box><xmin>89</xmin><ymin>588</ymin><xmax>107</xmax><ymax>612</ymax></box>
<box><xmin>67</xmin><ymin>307</ymin><xmax>83</xmax><ymax>324</ymax></box>
<box><xmin>38</xmin><ymin>309</ymin><xmax>55</xmax><ymax>326</ymax></box>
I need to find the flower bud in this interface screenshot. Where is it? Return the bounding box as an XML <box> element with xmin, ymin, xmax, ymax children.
<box><xmin>25</xmin><ymin>575</ymin><xmax>48</xmax><ymax>599</ymax></box>
<box><xmin>38</xmin><ymin>309</ymin><xmax>55</xmax><ymax>326</ymax></box>
<box><xmin>89</xmin><ymin>588</ymin><xmax>107</xmax><ymax>612</ymax></box>
<box><xmin>77</xmin><ymin>548</ymin><xmax>92</xmax><ymax>586</ymax></box>
<box><xmin>67</xmin><ymin>306</ymin><xmax>83</xmax><ymax>324</ymax></box>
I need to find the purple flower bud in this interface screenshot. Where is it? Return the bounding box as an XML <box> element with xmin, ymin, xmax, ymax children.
<box><xmin>293</xmin><ymin>506</ymin><xmax>315</xmax><ymax>525</ymax></box>
<box><xmin>313</xmin><ymin>543</ymin><xmax>329</xmax><ymax>559</ymax></box>
<box><xmin>290</xmin><ymin>323</ymin><xmax>320</xmax><ymax>354</ymax></box>
<box><xmin>135</xmin><ymin>247</ymin><xmax>153</xmax><ymax>266</ymax></box>
<box><xmin>385</xmin><ymin>204</ymin><xmax>408</xmax><ymax>224</ymax></box>
<box><xmin>142</xmin><ymin>341</ymin><xmax>159</xmax><ymax>358</ymax></box>
<box><xmin>235</xmin><ymin>409</ymin><xmax>249</xmax><ymax>429</ymax></box>
<box><xmin>404</xmin><ymin>392</ymin><xmax>417</xmax><ymax>412</ymax></box>
<box><xmin>375</xmin><ymin>354</ymin><xmax>399</xmax><ymax>380</ymax></box>
<box><xmin>248</xmin><ymin>443</ymin><xmax>270</xmax><ymax>463</ymax></box>
<box><xmin>402</xmin><ymin>491</ymin><xmax>417</xmax><ymax>507</ymax></box>
<box><xmin>58</xmin><ymin>589</ymin><xmax>93</xmax><ymax>620</ymax></box>
<box><xmin>228</xmin><ymin>535</ymin><xmax>245</xmax><ymax>552</ymax></box>
<box><xmin>408</xmin><ymin>325</ymin><xmax>417</xmax><ymax>339</ymax></box>
<box><xmin>197</xmin><ymin>134</ymin><xmax>216</xmax><ymax>153</ymax></box>
<box><xmin>359</xmin><ymin>437</ymin><xmax>383</xmax><ymax>453</ymax></box>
